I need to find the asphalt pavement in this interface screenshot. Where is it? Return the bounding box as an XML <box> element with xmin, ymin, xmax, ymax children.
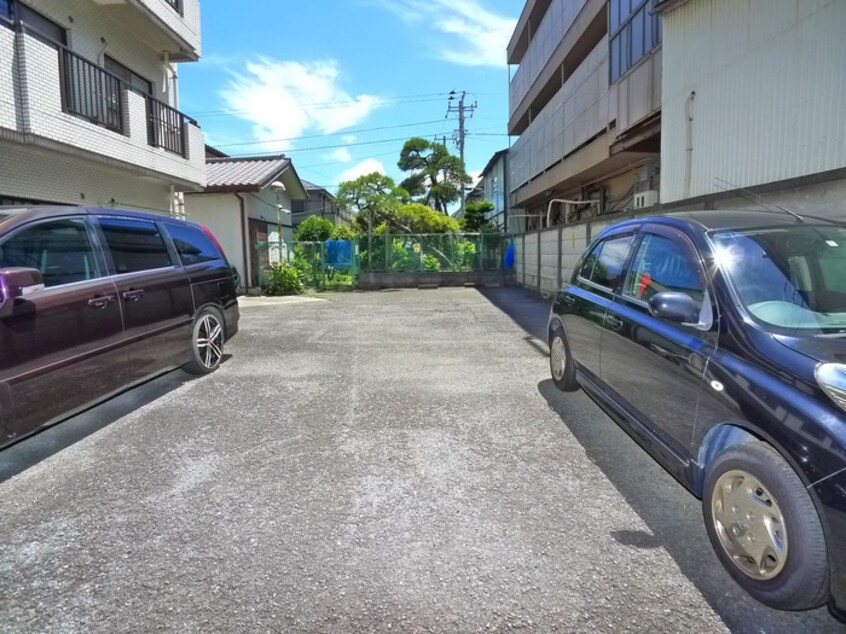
<box><xmin>0</xmin><ymin>288</ymin><xmax>842</xmax><ymax>633</ymax></box>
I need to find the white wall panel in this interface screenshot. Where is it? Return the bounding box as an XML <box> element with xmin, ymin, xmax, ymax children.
<box><xmin>661</xmin><ymin>0</ymin><xmax>846</xmax><ymax>202</ymax></box>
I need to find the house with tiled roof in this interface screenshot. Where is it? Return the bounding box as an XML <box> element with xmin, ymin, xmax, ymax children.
<box><xmin>292</xmin><ymin>180</ymin><xmax>351</xmax><ymax>228</ymax></box>
<box><xmin>184</xmin><ymin>148</ymin><xmax>308</xmax><ymax>292</ymax></box>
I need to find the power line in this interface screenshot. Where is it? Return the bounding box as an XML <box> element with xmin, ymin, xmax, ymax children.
<box><xmin>225</xmin><ymin>131</ymin><xmax>450</xmax><ymax>157</ymax></box>
<box><xmin>187</xmin><ymin>92</ymin><xmax>454</xmax><ymax>118</ymax></box>
<box><xmin>212</xmin><ymin>119</ymin><xmax>453</xmax><ymax>148</ymax></box>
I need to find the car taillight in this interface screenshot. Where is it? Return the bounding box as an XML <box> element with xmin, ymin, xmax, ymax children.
<box><xmin>200</xmin><ymin>224</ymin><xmax>227</xmax><ymax>259</ymax></box>
<box><xmin>815</xmin><ymin>363</ymin><xmax>846</xmax><ymax>412</ymax></box>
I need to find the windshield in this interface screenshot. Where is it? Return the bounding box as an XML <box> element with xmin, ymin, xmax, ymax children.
<box><xmin>711</xmin><ymin>225</ymin><xmax>846</xmax><ymax>336</ymax></box>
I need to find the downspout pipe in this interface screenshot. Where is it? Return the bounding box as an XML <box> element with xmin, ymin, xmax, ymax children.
<box><xmin>684</xmin><ymin>90</ymin><xmax>696</xmax><ymax>200</ymax></box>
<box><xmin>235</xmin><ymin>193</ymin><xmax>250</xmax><ymax>292</ymax></box>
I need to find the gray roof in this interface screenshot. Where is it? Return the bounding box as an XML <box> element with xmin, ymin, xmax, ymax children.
<box><xmin>205</xmin><ymin>155</ymin><xmax>292</xmax><ymax>193</ymax></box>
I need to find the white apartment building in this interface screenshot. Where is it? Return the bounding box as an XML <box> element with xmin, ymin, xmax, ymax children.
<box><xmin>507</xmin><ymin>0</ymin><xmax>663</xmax><ymax>231</ymax></box>
<box><xmin>656</xmin><ymin>0</ymin><xmax>846</xmax><ymax>218</ymax></box>
<box><xmin>0</xmin><ymin>0</ymin><xmax>205</xmax><ymax>213</ymax></box>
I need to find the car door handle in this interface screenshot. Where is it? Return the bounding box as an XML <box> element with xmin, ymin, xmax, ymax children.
<box><xmin>87</xmin><ymin>295</ymin><xmax>115</xmax><ymax>310</ymax></box>
<box><xmin>605</xmin><ymin>314</ymin><xmax>624</xmax><ymax>330</ymax></box>
<box><xmin>121</xmin><ymin>289</ymin><xmax>145</xmax><ymax>302</ymax></box>
<box><xmin>561</xmin><ymin>295</ymin><xmax>575</xmax><ymax>306</ymax></box>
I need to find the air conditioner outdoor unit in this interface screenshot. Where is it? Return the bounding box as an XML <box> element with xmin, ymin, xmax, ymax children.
<box><xmin>634</xmin><ymin>190</ymin><xmax>659</xmax><ymax>209</ymax></box>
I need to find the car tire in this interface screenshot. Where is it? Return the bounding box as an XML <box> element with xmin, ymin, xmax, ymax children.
<box><xmin>702</xmin><ymin>441</ymin><xmax>829</xmax><ymax>610</ymax></box>
<box><xmin>184</xmin><ymin>306</ymin><xmax>225</xmax><ymax>375</ymax></box>
<box><xmin>549</xmin><ymin>324</ymin><xmax>579</xmax><ymax>392</ymax></box>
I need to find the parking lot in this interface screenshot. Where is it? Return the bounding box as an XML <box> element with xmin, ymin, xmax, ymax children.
<box><xmin>0</xmin><ymin>287</ymin><xmax>842</xmax><ymax>633</ymax></box>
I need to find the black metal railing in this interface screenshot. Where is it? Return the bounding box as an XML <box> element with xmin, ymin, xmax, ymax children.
<box><xmin>147</xmin><ymin>96</ymin><xmax>193</xmax><ymax>157</ymax></box>
<box><xmin>59</xmin><ymin>47</ymin><xmax>124</xmax><ymax>133</ymax></box>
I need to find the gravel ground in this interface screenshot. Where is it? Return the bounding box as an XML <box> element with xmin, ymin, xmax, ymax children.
<box><xmin>0</xmin><ymin>287</ymin><xmax>842</xmax><ymax>633</ymax></box>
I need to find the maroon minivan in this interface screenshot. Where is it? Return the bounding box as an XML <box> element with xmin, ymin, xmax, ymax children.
<box><xmin>0</xmin><ymin>206</ymin><xmax>239</xmax><ymax>449</ymax></box>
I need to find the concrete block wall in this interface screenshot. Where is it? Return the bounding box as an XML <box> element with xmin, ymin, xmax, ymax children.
<box><xmin>513</xmin><ymin>220</ymin><xmax>595</xmax><ymax>294</ymax></box>
<box><xmin>16</xmin><ymin>33</ymin><xmax>204</xmax><ymax>187</ymax></box>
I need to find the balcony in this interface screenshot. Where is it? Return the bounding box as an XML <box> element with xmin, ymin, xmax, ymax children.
<box><xmin>90</xmin><ymin>0</ymin><xmax>201</xmax><ymax>61</ymax></box>
<box><xmin>2</xmin><ymin>25</ymin><xmax>205</xmax><ymax>188</ymax></box>
<box><xmin>509</xmin><ymin>37</ymin><xmax>611</xmax><ymax>196</ymax></box>
<box><xmin>508</xmin><ymin>0</ymin><xmax>606</xmax><ymax>135</ymax></box>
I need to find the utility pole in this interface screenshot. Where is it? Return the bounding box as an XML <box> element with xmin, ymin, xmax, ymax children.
<box><xmin>446</xmin><ymin>90</ymin><xmax>477</xmax><ymax>216</ymax></box>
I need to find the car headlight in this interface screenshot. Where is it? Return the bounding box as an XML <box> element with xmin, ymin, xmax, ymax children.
<box><xmin>815</xmin><ymin>363</ymin><xmax>846</xmax><ymax>412</ymax></box>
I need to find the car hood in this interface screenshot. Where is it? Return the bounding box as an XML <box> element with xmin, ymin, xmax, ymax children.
<box><xmin>774</xmin><ymin>334</ymin><xmax>846</xmax><ymax>365</ymax></box>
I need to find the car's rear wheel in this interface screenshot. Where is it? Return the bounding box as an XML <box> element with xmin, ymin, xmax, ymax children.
<box><xmin>184</xmin><ymin>306</ymin><xmax>225</xmax><ymax>375</ymax></box>
<box><xmin>549</xmin><ymin>325</ymin><xmax>578</xmax><ymax>391</ymax></box>
<box><xmin>703</xmin><ymin>441</ymin><xmax>829</xmax><ymax>610</ymax></box>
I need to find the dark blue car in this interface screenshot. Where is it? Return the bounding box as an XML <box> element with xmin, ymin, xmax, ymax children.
<box><xmin>548</xmin><ymin>210</ymin><xmax>846</xmax><ymax>621</ymax></box>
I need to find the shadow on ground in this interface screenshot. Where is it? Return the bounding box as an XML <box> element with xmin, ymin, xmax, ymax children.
<box><xmin>478</xmin><ymin>285</ymin><xmax>842</xmax><ymax>633</ymax></box>
<box><xmin>0</xmin><ymin>368</ymin><xmax>199</xmax><ymax>484</ymax></box>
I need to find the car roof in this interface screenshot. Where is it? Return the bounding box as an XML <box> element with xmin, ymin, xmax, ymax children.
<box><xmin>604</xmin><ymin>209</ymin><xmax>840</xmax><ymax>234</ymax></box>
<box><xmin>0</xmin><ymin>205</ymin><xmax>197</xmax><ymax>226</ymax></box>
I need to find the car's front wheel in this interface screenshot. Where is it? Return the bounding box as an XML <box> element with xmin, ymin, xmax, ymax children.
<box><xmin>703</xmin><ymin>441</ymin><xmax>829</xmax><ymax>611</ymax></box>
<box><xmin>549</xmin><ymin>324</ymin><xmax>578</xmax><ymax>392</ymax></box>
<box><xmin>184</xmin><ymin>306</ymin><xmax>225</xmax><ymax>375</ymax></box>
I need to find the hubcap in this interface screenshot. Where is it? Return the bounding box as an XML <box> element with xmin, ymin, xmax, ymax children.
<box><xmin>711</xmin><ymin>469</ymin><xmax>788</xmax><ymax>580</ymax></box>
<box><xmin>550</xmin><ymin>336</ymin><xmax>567</xmax><ymax>381</ymax></box>
<box><xmin>196</xmin><ymin>314</ymin><xmax>223</xmax><ymax>369</ymax></box>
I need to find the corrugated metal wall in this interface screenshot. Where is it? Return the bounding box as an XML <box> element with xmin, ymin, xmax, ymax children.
<box><xmin>661</xmin><ymin>0</ymin><xmax>846</xmax><ymax>203</ymax></box>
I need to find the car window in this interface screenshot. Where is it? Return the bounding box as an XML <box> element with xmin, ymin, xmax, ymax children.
<box><xmin>166</xmin><ymin>223</ymin><xmax>222</xmax><ymax>266</ymax></box>
<box><xmin>712</xmin><ymin>225</ymin><xmax>846</xmax><ymax>334</ymax></box>
<box><xmin>581</xmin><ymin>235</ymin><xmax>634</xmax><ymax>289</ymax></box>
<box><xmin>624</xmin><ymin>233</ymin><xmax>704</xmax><ymax>303</ymax></box>
<box><xmin>98</xmin><ymin>217</ymin><xmax>172</xmax><ymax>274</ymax></box>
<box><xmin>0</xmin><ymin>218</ymin><xmax>99</xmax><ymax>287</ymax></box>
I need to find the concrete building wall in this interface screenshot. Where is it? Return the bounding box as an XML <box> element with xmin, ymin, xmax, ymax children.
<box><xmin>183</xmin><ymin>193</ymin><xmax>245</xmax><ymax>276</ymax></box>
<box><xmin>0</xmin><ymin>142</ymin><xmax>172</xmax><ymax>210</ymax></box>
<box><xmin>661</xmin><ymin>0</ymin><xmax>846</xmax><ymax>203</ymax></box>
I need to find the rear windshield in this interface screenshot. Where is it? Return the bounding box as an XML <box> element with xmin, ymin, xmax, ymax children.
<box><xmin>711</xmin><ymin>225</ymin><xmax>846</xmax><ymax>335</ymax></box>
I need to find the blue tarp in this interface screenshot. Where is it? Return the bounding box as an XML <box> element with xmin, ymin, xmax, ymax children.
<box><xmin>504</xmin><ymin>241</ymin><xmax>515</xmax><ymax>269</ymax></box>
<box><xmin>325</xmin><ymin>239</ymin><xmax>354</xmax><ymax>269</ymax></box>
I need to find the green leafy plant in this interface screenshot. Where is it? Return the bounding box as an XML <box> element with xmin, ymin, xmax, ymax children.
<box><xmin>263</xmin><ymin>262</ymin><xmax>303</xmax><ymax>296</ymax></box>
<box><xmin>295</xmin><ymin>216</ymin><xmax>334</xmax><ymax>242</ymax></box>
<box><xmin>331</xmin><ymin>224</ymin><xmax>358</xmax><ymax>240</ymax></box>
<box><xmin>422</xmin><ymin>254</ymin><xmax>441</xmax><ymax>272</ymax></box>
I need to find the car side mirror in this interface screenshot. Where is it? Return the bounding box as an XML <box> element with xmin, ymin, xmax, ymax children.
<box><xmin>0</xmin><ymin>267</ymin><xmax>44</xmax><ymax>316</ymax></box>
<box><xmin>648</xmin><ymin>291</ymin><xmax>700</xmax><ymax>325</ymax></box>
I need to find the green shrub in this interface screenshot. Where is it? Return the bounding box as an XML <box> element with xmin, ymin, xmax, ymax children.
<box><xmin>263</xmin><ymin>262</ymin><xmax>304</xmax><ymax>295</ymax></box>
<box><xmin>422</xmin><ymin>254</ymin><xmax>441</xmax><ymax>272</ymax></box>
<box><xmin>331</xmin><ymin>225</ymin><xmax>357</xmax><ymax>240</ymax></box>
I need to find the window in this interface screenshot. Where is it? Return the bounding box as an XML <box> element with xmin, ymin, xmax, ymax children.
<box><xmin>580</xmin><ymin>235</ymin><xmax>634</xmax><ymax>289</ymax></box>
<box><xmin>98</xmin><ymin>218</ymin><xmax>172</xmax><ymax>274</ymax></box>
<box><xmin>2</xmin><ymin>1</ymin><xmax>66</xmax><ymax>44</ymax></box>
<box><xmin>610</xmin><ymin>0</ymin><xmax>661</xmax><ymax>82</ymax></box>
<box><xmin>624</xmin><ymin>233</ymin><xmax>704</xmax><ymax>304</ymax></box>
<box><xmin>0</xmin><ymin>219</ymin><xmax>98</xmax><ymax>287</ymax></box>
<box><xmin>104</xmin><ymin>56</ymin><xmax>153</xmax><ymax>96</ymax></box>
<box><xmin>166</xmin><ymin>223</ymin><xmax>222</xmax><ymax>266</ymax></box>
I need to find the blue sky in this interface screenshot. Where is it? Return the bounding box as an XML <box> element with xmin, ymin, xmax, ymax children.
<box><xmin>178</xmin><ymin>0</ymin><xmax>521</xmax><ymax>194</ymax></box>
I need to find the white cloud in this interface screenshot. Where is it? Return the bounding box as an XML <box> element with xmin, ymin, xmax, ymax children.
<box><xmin>343</xmin><ymin>135</ymin><xmax>357</xmax><ymax>144</ymax></box>
<box><xmin>221</xmin><ymin>59</ymin><xmax>384</xmax><ymax>152</ymax></box>
<box><xmin>337</xmin><ymin>159</ymin><xmax>386</xmax><ymax>184</ymax></box>
<box><xmin>373</xmin><ymin>0</ymin><xmax>516</xmax><ymax>67</ymax></box>
<box><xmin>327</xmin><ymin>147</ymin><xmax>353</xmax><ymax>163</ymax></box>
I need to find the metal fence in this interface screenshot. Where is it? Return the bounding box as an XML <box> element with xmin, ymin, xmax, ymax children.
<box><xmin>358</xmin><ymin>233</ymin><xmax>507</xmax><ymax>273</ymax></box>
<box><xmin>257</xmin><ymin>233</ymin><xmax>508</xmax><ymax>291</ymax></box>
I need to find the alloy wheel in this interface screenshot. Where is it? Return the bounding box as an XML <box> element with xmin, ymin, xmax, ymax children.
<box><xmin>196</xmin><ymin>314</ymin><xmax>223</xmax><ymax>370</ymax></box>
